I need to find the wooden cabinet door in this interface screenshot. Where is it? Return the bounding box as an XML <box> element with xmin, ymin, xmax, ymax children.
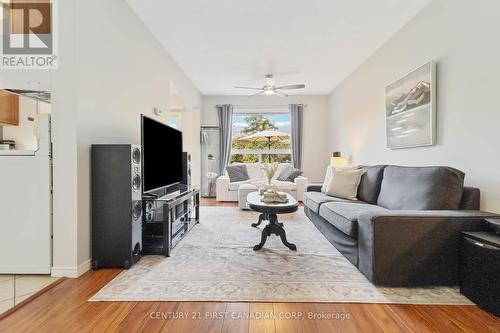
<box><xmin>0</xmin><ymin>91</ymin><xmax>19</xmax><ymax>126</ymax></box>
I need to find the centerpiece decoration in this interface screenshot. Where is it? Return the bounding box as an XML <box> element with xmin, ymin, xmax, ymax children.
<box><xmin>261</xmin><ymin>162</ymin><xmax>278</xmax><ymax>186</ymax></box>
<box><xmin>259</xmin><ymin>163</ymin><xmax>288</xmax><ymax>203</ymax></box>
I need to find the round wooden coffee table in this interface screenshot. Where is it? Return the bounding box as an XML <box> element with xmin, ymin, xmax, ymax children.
<box><xmin>246</xmin><ymin>192</ymin><xmax>299</xmax><ymax>251</ymax></box>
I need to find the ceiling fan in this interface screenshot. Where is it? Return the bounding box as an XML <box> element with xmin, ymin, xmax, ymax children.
<box><xmin>235</xmin><ymin>74</ymin><xmax>305</xmax><ymax>97</ymax></box>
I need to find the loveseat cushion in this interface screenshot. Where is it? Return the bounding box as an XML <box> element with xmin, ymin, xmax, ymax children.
<box><xmin>303</xmin><ymin>191</ymin><xmax>351</xmax><ymax>213</ymax></box>
<box><xmin>272</xmin><ymin>180</ymin><xmax>296</xmax><ymax>191</ymax></box>
<box><xmin>377</xmin><ymin>166</ymin><xmax>465</xmax><ymax>210</ymax></box>
<box><xmin>357</xmin><ymin>165</ymin><xmax>386</xmax><ymax>204</ymax></box>
<box><xmin>228</xmin><ymin>180</ymin><xmax>251</xmax><ymax>191</ymax></box>
<box><xmin>228</xmin><ymin>179</ymin><xmax>297</xmax><ymax>192</ymax></box>
<box><xmin>319</xmin><ymin>202</ymin><xmax>388</xmax><ymax>237</ymax></box>
<box><xmin>245</xmin><ymin>163</ymin><xmax>265</xmax><ymax>180</ymax></box>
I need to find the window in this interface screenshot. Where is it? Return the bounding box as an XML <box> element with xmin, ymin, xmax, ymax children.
<box><xmin>167</xmin><ymin>115</ymin><xmax>180</xmax><ymax>129</ymax></box>
<box><xmin>230</xmin><ymin>112</ymin><xmax>292</xmax><ymax>164</ymax></box>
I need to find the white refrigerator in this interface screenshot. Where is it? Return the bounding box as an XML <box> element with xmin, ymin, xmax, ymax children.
<box><xmin>0</xmin><ymin>115</ymin><xmax>52</xmax><ymax>274</ymax></box>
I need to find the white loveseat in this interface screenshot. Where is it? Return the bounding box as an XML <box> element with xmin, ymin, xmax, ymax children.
<box><xmin>216</xmin><ymin>163</ymin><xmax>308</xmax><ymax>202</ymax></box>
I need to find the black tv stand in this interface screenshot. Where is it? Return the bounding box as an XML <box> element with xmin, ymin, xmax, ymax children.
<box><xmin>142</xmin><ymin>186</ymin><xmax>199</xmax><ymax>256</ymax></box>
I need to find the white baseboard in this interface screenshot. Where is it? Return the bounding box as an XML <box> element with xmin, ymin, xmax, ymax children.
<box><xmin>51</xmin><ymin>259</ymin><xmax>91</xmax><ymax>278</ymax></box>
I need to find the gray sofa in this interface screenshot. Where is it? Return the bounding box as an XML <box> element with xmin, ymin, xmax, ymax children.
<box><xmin>304</xmin><ymin>165</ymin><xmax>498</xmax><ymax>286</ymax></box>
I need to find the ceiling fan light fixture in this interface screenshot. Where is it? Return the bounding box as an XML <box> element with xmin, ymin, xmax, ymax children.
<box><xmin>235</xmin><ymin>74</ymin><xmax>305</xmax><ymax>97</ymax></box>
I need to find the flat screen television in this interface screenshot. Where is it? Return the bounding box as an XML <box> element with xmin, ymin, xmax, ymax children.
<box><xmin>141</xmin><ymin>115</ymin><xmax>183</xmax><ymax>194</ymax></box>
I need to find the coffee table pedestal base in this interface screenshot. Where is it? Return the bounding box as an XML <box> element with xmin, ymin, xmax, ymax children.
<box><xmin>252</xmin><ymin>213</ymin><xmax>296</xmax><ymax>251</ymax></box>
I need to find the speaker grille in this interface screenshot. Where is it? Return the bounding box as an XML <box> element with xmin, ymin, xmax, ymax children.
<box><xmin>132</xmin><ymin>174</ymin><xmax>141</xmax><ymax>191</ymax></box>
<box><xmin>132</xmin><ymin>147</ymin><xmax>141</xmax><ymax>164</ymax></box>
<box><xmin>132</xmin><ymin>201</ymin><xmax>142</xmax><ymax>220</ymax></box>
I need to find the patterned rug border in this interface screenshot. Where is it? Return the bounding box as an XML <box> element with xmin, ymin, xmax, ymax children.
<box><xmin>89</xmin><ymin>299</ymin><xmax>472</xmax><ymax>305</ymax></box>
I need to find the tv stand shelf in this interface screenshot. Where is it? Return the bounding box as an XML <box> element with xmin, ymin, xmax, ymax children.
<box><xmin>142</xmin><ymin>186</ymin><xmax>199</xmax><ymax>256</ymax></box>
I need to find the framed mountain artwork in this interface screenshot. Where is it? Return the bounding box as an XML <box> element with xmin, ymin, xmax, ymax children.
<box><xmin>385</xmin><ymin>61</ymin><xmax>436</xmax><ymax>149</ymax></box>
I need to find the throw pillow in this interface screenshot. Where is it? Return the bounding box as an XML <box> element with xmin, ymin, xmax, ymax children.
<box><xmin>321</xmin><ymin>165</ymin><xmax>360</xmax><ymax>192</ymax></box>
<box><xmin>326</xmin><ymin>168</ymin><xmax>365</xmax><ymax>200</ymax></box>
<box><xmin>321</xmin><ymin>166</ymin><xmax>333</xmax><ymax>193</ymax></box>
<box><xmin>276</xmin><ymin>166</ymin><xmax>303</xmax><ymax>182</ymax></box>
<box><xmin>226</xmin><ymin>164</ymin><xmax>250</xmax><ymax>183</ymax></box>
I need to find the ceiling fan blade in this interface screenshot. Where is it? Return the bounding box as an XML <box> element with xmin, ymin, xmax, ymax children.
<box><xmin>234</xmin><ymin>86</ymin><xmax>262</xmax><ymax>90</ymax></box>
<box><xmin>275</xmin><ymin>84</ymin><xmax>305</xmax><ymax>90</ymax></box>
<box><xmin>275</xmin><ymin>90</ymin><xmax>288</xmax><ymax>97</ymax></box>
<box><xmin>248</xmin><ymin>91</ymin><xmax>265</xmax><ymax>97</ymax></box>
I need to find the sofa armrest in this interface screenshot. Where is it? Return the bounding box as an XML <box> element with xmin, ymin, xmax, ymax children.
<box><xmin>216</xmin><ymin>175</ymin><xmax>230</xmax><ymax>201</ymax></box>
<box><xmin>305</xmin><ymin>183</ymin><xmax>323</xmax><ymax>192</ymax></box>
<box><xmin>357</xmin><ymin>210</ymin><xmax>498</xmax><ymax>286</ymax></box>
<box><xmin>294</xmin><ymin>176</ymin><xmax>308</xmax><ymax>202</ymax></box>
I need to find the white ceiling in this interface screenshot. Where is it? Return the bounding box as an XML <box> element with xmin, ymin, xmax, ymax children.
<box><xmin>126</xmin><ymin>0</ymin><xmax>431</xmax><ymax>95</ymax></box>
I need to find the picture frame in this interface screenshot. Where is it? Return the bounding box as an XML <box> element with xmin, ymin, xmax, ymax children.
<box><xmin>385</xmin><ymin>61</ymin><xmax>436</xmax><ymax>149</ymax></box>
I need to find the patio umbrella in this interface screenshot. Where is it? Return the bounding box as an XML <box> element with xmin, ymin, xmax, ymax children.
<box><xmin>239</xmin><ymin>130</ymin><xmax>290</xmax><ymax>162</ymax></box>
<box><xmin>239</xmin><ymin>130</ymin><xmax>290</xmax><ymax>148</ymax></box>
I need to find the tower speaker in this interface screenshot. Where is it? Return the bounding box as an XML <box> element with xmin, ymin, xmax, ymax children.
<box><xmin>91</xmin><ymin>144</ymin><xmax>142</xmax><ymax>269</ymax></box>
<box><xmin>182</xmin><ymin>152</ymin><xmax>191</xmax><ymax>186</ymax></box>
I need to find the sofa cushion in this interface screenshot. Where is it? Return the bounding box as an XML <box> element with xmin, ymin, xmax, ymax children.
<box><xmin>459</xmin><ymin>186</ymin><xmax>480</xmax><ymax>210</ymax></box>
<box><xmin>357</xmin><ymin>165</ymin><xmax>386</xmax><ymax>204</ymax></box>
<box><xmin>228</xmin><ymin>180</ymin><xmax>251</xmax><ymax>191</ymax></box>
<box><xmin>377</xmin><ymin>166</ymin><xmax>465</xmax><ymax>210</ymax></box>
<box><xmin>272</xmin><ymin>180</ymin><xmax>296</xmax><ymax>191</ymax></box>
<box><xmin>250</xmin><ymin>179</ymin><xmax>267</xmax><ymax>187</ymax></box>
<box><xmin>245</xmin><ymin>163</ymin><xmax>265</xmax><ymax>180</ymax></box>
<box><xmin>303</xmin><ymin>191</ymin><xmax>351</xmax><ymax>213</ymax></box>
<box><xmin>319</xmin><ymin>202</ymin><xmax>388</xmax><ymax>237</ymax></box>
<box><xmin>228</xmin><ymin>179</ymin><xmax>297</xmax><ymax>192</ymax></box>
<box><xmin>226</xmin><ymin>165</ymin><xmax>250</xmax><ymax>182</ymax></box>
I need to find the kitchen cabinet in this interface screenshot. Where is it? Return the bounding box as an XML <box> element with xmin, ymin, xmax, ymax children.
<box><xmin>0</xmin><ymin>91</ymin><xmax>19</xmax><ymax>126</ymax></box>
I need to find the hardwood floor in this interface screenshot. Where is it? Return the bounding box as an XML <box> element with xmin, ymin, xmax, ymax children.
<box><xmin>0</xmin><ymin>269</ymin><xmax>498</xmax><ymax>333</ymax></box>
<box><xmin>1</xmin><ymin>200</ymin><xmax>498</xmax><ymax>332</ymax></box>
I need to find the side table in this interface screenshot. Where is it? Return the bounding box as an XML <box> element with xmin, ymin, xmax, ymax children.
<box><xmin>460</xmin><ymin>231</ymin><xmax>500</xmax><ymax>317</ymax></box>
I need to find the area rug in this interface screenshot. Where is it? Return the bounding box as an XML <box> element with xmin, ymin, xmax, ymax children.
<box><xmin>90</xmin><ymin>207</ymin><xmax>471</xmax><ymax>304</ymax></box>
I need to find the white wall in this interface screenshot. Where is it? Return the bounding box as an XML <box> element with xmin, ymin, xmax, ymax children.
<box><xmin>328</xmin><ymin>0</ymin><xmax>500</xmax><ymax>212</ymax></box>
<box><xmin>50</xmin><ymin>0</ymin><xmax>79</xmax><ymax>277</ymax></box>
<box><xmin>0</xmin><ymin>72</ymin><xmax>50</xmax><ymax>92</ymax></box>
<box><xmin>73</xmin><ymin>0</ymin><xmax>201</xmax><ymax>268</ymax></box>
<box><xmin>202</xmin><ymin>95</ymin><xmax>330</xmax><ymax>182</ymax></box>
